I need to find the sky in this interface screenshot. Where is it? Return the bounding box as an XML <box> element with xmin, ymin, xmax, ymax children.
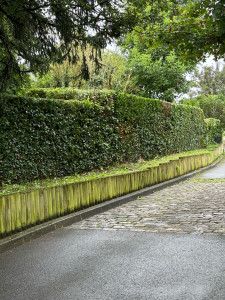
<box><xmin>198</xmin><ymin>55</ymin><xmax>224</xmax><ymax>70</ymax></box>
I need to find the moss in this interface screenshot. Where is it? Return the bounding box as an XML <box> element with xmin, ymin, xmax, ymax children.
<box><xmin>0</xmin><ymin>144</ymin><xmax>220</xmax><ymax>196</ymax></box>
<box><xmin>192</xmin><ymin>178</ymin><xmax>225</xmax><ymax>183</ymax></box>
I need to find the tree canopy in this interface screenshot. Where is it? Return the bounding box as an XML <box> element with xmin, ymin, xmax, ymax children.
<box><xmin>193</xmin><ymin>64</ymin><xmax>225</xmax><ymax>96</ymax></box>
<box><xmin>33</xmin><ymin>49</ymin><xmax>128</xmax><ymax>91</ymax></box>
<box><xmin>0</xmin><ymin>0</ymin><xmax>136</xmax><ymax>91</ymax></box>
<box><xmin>129</xmin><ymin>0</ymin><xmax>225</xmax><ymax>62</ymax></box>
<box><xmin>2</xmin><ymin>0</ymin><xmax>224</xmax><ymax>95</ymax></box>
<box><xmin>120</xmin><ymin>34</ymin><xmax>192</xmax><ymax>101</ymax></box>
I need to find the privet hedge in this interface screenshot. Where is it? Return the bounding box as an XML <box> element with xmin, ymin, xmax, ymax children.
<box><xmin>0</xmin><ymin>90</ymin><xmax>206</xmax><ymax>184</ymax></box>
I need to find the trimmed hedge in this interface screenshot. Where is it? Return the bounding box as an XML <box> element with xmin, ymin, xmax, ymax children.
<box><xmin>0</xmin><ymin>90</ymin><xmax>206</xmax><ymax>184</ymax></box>
<box><xmin>204</xmin><ymin>118</ymin><xmax>222</xmax><ymax>144</ymax></box>
<box><xmin>25</xmin><ymin>88</ymin><xmax>116</xmax><ymax>107</ymax></box>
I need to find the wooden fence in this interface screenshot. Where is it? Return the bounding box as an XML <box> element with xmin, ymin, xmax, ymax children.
<box><xmin>0</xmin><ymin>144</ymin><xmax>223</xmax><ymax>238</ymax></box>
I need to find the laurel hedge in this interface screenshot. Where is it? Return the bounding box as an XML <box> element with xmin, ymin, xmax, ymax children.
<box><xmin>0</xmin><ymin>90</ymin><xmax>206</xmax><ymax>184</ymax></box>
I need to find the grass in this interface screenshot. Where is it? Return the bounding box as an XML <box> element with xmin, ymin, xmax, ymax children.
<box><xmin>0</xmin><ymin>144</ymin><xmax>220</xmax><ymax>196</ymax></box>
<box><xmin>192</xmin><ymin>178</ymin><xmax>225</xmax><ymax>183</ymax></box>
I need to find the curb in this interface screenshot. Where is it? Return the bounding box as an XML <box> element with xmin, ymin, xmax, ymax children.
<box><xmin>0</xmin><ymin>154</ymin><xmax>224</xmax><ymax>253</ymax></box>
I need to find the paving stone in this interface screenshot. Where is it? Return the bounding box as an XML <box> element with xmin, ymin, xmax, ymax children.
<box><xmin>69</xmin><ymin>177</ymin><xmax>225</xmax><ymax>235</ymax></box>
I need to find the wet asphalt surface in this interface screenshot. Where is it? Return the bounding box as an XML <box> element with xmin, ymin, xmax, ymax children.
<box><xmin>1</xmin><ymin>230</ymin><xmax>225</xmax><ymax>300</ymax></box>
<box><xmin>198</xmin><ymin>159</ymin><xmax>225</xmax><ymax>179</ymax></box>
<box><xmin>1</xmin><ymin>161</ymin><xmax>225</xmax><ymax>300</ymax></box>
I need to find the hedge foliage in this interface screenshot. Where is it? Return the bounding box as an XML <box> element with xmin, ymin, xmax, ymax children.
<box><xmin>204</xmin><ymin>118</ymin><xmax>222</xmax><ymax>145</ymax></box>
<box><xmin>25</xmin><ymin>88</ymin><xmax>116</xmax><ymax>107</ymax></box>
<box><xmin>1</xmin><ymin>89</ymin><xmax>206</xmax><ymax>184</ymax></box>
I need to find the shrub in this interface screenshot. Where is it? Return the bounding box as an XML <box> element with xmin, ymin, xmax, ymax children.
<box><xmin>0</xmin><ymin>90</ymin><xmax>206</xmax><ymax>184</ymax></box>
<box><xmin>204</xmin><ymin>118</ymin><xmax>222</xmax><ymax>144</ymax></box>
<box><xmin>181</xmin><ymin>94</ymin><xmax>225</xmax><ymax>129</ymax></box>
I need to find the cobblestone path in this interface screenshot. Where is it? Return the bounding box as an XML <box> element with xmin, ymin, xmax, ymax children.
<box><xmin>69</xmin><ymin>177</ymin><xmax>225</xmax><ymax>235</ymax></box>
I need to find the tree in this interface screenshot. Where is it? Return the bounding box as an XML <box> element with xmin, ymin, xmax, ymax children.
<box><xmin>32</xmin><ymin>49</ymin><xmax>129</xmax><ymax>90</ymax></box>
<box><xmin>129</xmin><ymin>0</ymin><xmax>225</xmax><ymax>63</ymax></box>
<box><xmin>193</xmin><ymin>63</ymin><xmax>225</xmax><ymax>96</ymax></box>
<box><xmin>0</xmin><ymin>0</ymin><xmax>136</xmax><ymax>91</ymax></box>
<box><xmin>85</xmin><ymin>50</ymin><xmax>128</xmax><ymax>91</ymax></box>
<box><xmin>32</xmin><ymin>44</ymin><xmax>96</xmax><ymax>88</ymax></box>
<box><xmin>119</xmin><ymin>34</ymin><xmax>193</xmax><ymax>102</ymax></box>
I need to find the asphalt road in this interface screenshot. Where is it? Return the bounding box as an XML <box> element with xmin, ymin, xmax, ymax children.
<box><xmin>199</xmin><ymin>158</ymin><xmax>225</xmax><ymax>179</ymax></box>
<box><xmin>1</xmin><ymin>229</ymin><xmax>225</xmax><ymax>300</ymax></box>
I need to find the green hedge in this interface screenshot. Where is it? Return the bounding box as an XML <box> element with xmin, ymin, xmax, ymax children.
<box><xmin>25</xmin><ymin>88</ymin><xmax>116</xmax><ymax>107</ymax></box>
<box><xmin>204</xmin><ymin>118</ymin><xmax>222</xmax><ymax>144</ymax></box>
<box><xmin>0</xmin><ymin>90</ymin><xmax>206</xmax><ymax>184</ymax></box>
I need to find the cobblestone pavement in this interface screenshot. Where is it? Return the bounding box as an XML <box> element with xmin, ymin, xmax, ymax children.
<box><xmin>69</xmin><ymin>177</ymin><xmax>225</xmax><ymax>235</ymax></box>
